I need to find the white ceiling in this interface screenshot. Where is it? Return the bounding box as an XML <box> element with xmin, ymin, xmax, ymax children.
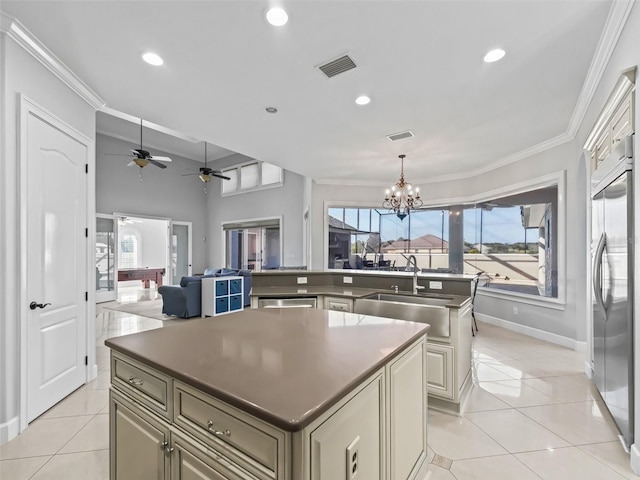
<box><xmin>1</xmin><ymin>1</ymin><xmax>614</xmax><ymax>184</ymax></box>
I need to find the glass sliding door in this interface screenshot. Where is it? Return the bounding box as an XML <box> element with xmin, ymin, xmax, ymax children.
<box><xmin>223</xmin><ymin>218</ymin><xmax>281</xmax><ymax>271</ymax></box>
<box><xmin>96</xmin><ymin>214</ymin><xmax>117</xmax><ymax>303</ymax></box>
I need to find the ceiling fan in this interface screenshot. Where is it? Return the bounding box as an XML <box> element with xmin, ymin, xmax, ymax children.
<box><xmin>106</xmin><ymin>119</ymin><xmax>172</xmax><ymax>169</ymax></box>
<box><xmin>183</xmin><ymin>142</ymin><xmax>230</xmax><ymax>186</ymax></box>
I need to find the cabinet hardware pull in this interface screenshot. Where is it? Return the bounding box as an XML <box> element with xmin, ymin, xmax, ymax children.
<box><xmin>207</xmin><ymin>420</ymin><xmax>231</xmax><ymax>437</ymax></box>
<box><xmin>128</xmin><ymin>377</ymin><xmax>144</xmax><ymax>386</ymax></box>
<box><xmin>160</xmin><ymin>442</ymin><xmax>175</xmax><ymax>453</ymax></box>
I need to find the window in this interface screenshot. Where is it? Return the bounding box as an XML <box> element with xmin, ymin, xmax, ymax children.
<box><xmin>119</xmin><ymin>233</ymin><xmax>139</xmax><ymax>269</ymax></box>
<box><xmin>222</xmin><ymin>161</ymin><xmax>283</xmax><ymax>196</ymax></box>
<box><xmin>223</xmin><ymin>219</ymin><xmax>281</xmax><ymax>271</ymax></box>
<box><xmin>327</xmin><ymin>183</ymin><xmax>559</xmax><ymax>299</ymax></box>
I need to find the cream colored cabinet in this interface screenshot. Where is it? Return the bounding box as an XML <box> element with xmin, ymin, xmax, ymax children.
<box><xmin>309</xmin><ymin>375</ymin><xmax>383</xmax><ymax>480</ymax></box>
<box><xmin>171</xmin><ymin>433</ymin><xmax>250</xmax><ymax>480</ymax></box>
<box><xmin>110</xmin><ymin>334</ymin><xmax>428</xmax><ymax>480</ymax></box>
<box><xmin>388</xmin><ymin>340</ymin><xmax>427</xmax><ymax>479</ymax></box>
<box><xmin>324</xmin><ymin>296</ymin><xmax>353</xmax><ymax>312</ymax></box>
<box><xmin>426</xmin><ymin>344</ymin><xmax>454</xmax><ymax>399</ymax></box>
<box><xmin>110</xmin><ymin>391</ymin><xmax>170</xmax><ymax>480</ymax></box>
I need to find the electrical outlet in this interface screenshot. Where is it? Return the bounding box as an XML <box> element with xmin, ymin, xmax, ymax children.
<box><xmin>346</xmin><ymin>436</ymin><xmax>360</xmax><ymax>479</ymax></box>
<box><xmin>297</xmin><ymin>277</ymin><xmax>307</xmax><ymax>284</ymax></box>
<box><xmin>513</xmin><ymin>307</ymin><xmax>518</xmax><ymax>315</ymax></box>
<box><xmin>343</xmin><ymin>276</ymin><xmax>353</xmax><ymax>284</ymax></box>
<box><xmin>429</xmin><ymin>281</ymin><xmax>443</xmax><ymax>290</ymax></box>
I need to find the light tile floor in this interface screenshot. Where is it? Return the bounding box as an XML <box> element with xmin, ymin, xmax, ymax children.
<box><xmin>2</xmin><ymin>303</ymin><xmax>639</xmax><ymax>479</ymax></box>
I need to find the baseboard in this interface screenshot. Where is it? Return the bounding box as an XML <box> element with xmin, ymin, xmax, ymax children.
<box><xmin>476</xmin><ymin>313</ymin><xmax>585</xmax><ymax>351</ymax></box>
<box><xmin>0</xmin><ymin>416</ymin><xmax>19</xmax><ymax>445</ymax></box>
<box><xmin>630</xmin><ymin>443</ymin><xmax>640</xmax><ymax>474</ymax></box>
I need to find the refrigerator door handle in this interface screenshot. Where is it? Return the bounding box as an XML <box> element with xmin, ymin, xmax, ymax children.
<box><xmin>593</xmin><ymin>232</ymin><xmax>607</xmax><ymax>317</ymax></box>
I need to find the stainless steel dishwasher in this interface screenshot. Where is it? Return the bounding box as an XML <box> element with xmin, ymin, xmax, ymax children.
<box><xmin>257</xmin><ymin>297</ymin><xmax>318</xmax><ymax>308</ymax></box>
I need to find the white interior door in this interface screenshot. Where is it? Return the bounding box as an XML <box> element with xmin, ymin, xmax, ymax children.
<box><xmin>171</xmin><ymin>221</ymin><xmax>192</xmax><ymax>280</ymax></box>
<box><xmin>25</xmin><ymin>105</ymin><xmax>88</xmax><ymax>422</ymax></box>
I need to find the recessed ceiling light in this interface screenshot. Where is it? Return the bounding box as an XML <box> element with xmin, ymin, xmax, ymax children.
<box><xmin>266</xmin><ymin>107</ymin><xmax>278</xmax><ymax>114</ymax></box>
<box><xmin>266</xmin><ymin>7</ymin><xmax>288</xmax><ymax>26</ymax></box>
<box><xmin>355</xmin><ymin>95</ymin><xmax>371</xmax><ymax>106</ymax></box>
<box><xmin>142</xmin><ymin>52</ymin><xmax>163</xmax><ymax>66</ymax></box>
<box><xmin>483</xmin><ymin>49</ymin><xmax>506</xmax><ymax>63</ymax></box>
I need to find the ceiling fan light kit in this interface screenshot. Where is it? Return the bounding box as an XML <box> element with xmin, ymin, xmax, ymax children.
<box><xmin>106</xmin><ymin>118</ymin><xmax>172</xmax><ymax>178</ymax></box>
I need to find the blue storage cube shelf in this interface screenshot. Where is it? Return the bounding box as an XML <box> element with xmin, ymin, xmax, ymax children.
<box><xmin>202</xmin><ymin>276</ymin><xmax>245</xmax><ymax>317</ymax></box>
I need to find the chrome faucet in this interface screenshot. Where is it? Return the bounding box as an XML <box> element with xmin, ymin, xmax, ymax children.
<box><xmin>406</xmin><ymin>255</ymin><xmax>425</xmax><ymax>294</ymax></box>
<box><xmin>390</xmin><ymin>285</ymin><xmax>399</xmax><ymax>293</ymax></box>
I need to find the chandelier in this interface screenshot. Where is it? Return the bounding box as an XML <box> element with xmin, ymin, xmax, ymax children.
<box><xmin>382</xmin><ymin>154</ymin><xmax>423</xmax><ymax>220</ymax></box>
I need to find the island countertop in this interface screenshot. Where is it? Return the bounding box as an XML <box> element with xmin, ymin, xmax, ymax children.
<box><xmin>105</xmin><ymin>308</ymin><xmax>429</xmax><ymax>432</ymax></box>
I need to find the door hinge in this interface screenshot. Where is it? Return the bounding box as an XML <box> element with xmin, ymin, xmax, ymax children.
<box><xmin>85</xmin><ymin>228</ymin><xmax>88</xmax><ymax>238</ymax></box>
<box><xmin>85</xmin><ymin>164</ymin><xmax>88</xmax><ymax>174</ymax></box>
<box><xmin>85</xmin><ymin>356</ymin><xmax>88</xmax><ymax>366</ymax></box>
<box><xmin>85</xmin><ymin>291</ymin><xmax>88</xmax><ymax>301</ymax></box>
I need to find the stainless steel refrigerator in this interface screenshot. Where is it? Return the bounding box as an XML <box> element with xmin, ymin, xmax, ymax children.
<box><xmin>591</xmin><ymin>134</ymin><xmax>634</xmax><ymax>449</ymax></box>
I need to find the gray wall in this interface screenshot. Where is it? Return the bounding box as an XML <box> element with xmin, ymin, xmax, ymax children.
<box><xmin>205</xmin><ymin>153</ymin><xmax>306</xmax><ymax>269</ymax></box>
<box><xmin>96</xmin><ymin>134</ymin><xmax>208</xmax><ymax>274</ymax></box>
<box><xmin>0</xmin><ymin>35</ymin><xmax>97</xmax><ymax>441</ymax></box>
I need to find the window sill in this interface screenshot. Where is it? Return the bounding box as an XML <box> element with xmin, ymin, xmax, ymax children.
<box><xmin>477</xmin><ymin>287</ymin><xmax>565</xmax><ymax>311</ymax></box>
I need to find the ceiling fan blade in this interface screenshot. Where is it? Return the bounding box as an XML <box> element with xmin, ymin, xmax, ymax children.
<box><xmin>212</xmin><ymin>173</ymin><xmax>231</xmax><ymax>180</ymax></box>
<box><xmin>148</xmin><ymin>159</ymin><xmax>168</xmax><ymax>169</ymax></box>
<box><xmin>105</xmin><ymin>153</ymin><xmax>134</xmax><ymax>157</ymax></box>
<box><xmin>126</xmin><ymin>160</ymin><xmax>137</xmax><ymax>167</ymax></box>
<box><xmin>181</xmin><ymin>173</ymin><xmax>200</xmax><ymax>176</ymax></box>
<box><xmin>149</xmin><ymin>155</ymin><xmax>172</xmax><ymax>162</ymax></box>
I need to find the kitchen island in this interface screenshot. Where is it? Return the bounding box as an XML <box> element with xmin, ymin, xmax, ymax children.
<box><xmin>106</xmin><ymin>308</ymin><xmax>429</xmax><ymax>480</ymax></box>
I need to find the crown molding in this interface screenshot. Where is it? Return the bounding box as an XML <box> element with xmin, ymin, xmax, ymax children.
<box><xmin>0</xmin><ymin>13</ymin><xmax>105</xmax><ymax>109</ymax></box>
<box><xmin>566</xmin><ymin>0</ymin><xmax>635</xmax><ymax>138</ymax></box>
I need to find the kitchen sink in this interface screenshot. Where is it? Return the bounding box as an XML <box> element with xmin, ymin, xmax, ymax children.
<box><xmin>354</xmin><ymin>293</ymin><xmax>451</xmax><ymax>338</ymax></box>
<box><xmin>361</xmin><ymin>293</ymin><xmax>454</xmax><ymax>307</ymax></box>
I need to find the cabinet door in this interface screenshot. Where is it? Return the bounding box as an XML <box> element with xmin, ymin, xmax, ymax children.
<box><xmin>426</xmin><ymin>343</ymin><xmax>454</xmax><ymax>399</ymax></box>
<box><xmin>388</xmin><ymin>340</ymin><xmax>427</xmax><ymax>480</ymax></box>
<box><xmin>310</xmin><ymin>376</ymin><xmax>382</xmax><ymax>480</ymax></box>
<box><xmin>172</xmin><ymin>435</ymin><xmax>250</xmax><ymax>480</ymax></box>
<box><xmin>110</xmin><ymin>391</ymin><xmax>170</xmax><ymax>480</ymax></box>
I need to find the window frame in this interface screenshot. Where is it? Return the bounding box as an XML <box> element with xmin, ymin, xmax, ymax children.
<box><xmin>323</xmin><ymin>170</ymin><xmax>566</xmax><ymax>308</ymax></box>
<box><xmin>221</xmin><ymin>160</ymin><xmax>283</xmax><ymax>196</ymax></box>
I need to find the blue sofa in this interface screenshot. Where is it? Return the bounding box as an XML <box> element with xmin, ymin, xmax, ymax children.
<box><xmin>158</xmin><ymin>269</ymin><xmax>252</xmax><ymax>318</ymax></box>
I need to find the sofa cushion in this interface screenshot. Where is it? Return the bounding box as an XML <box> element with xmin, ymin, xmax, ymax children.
<box><xmin>218</xmin><ymin>268</ymin><xmax>238</xmax><ymax>277</ymax></box>
<box><xmin>179</xmin><ymin>276</ymin><xmax>203</xmax><ymax>287</ymax></box>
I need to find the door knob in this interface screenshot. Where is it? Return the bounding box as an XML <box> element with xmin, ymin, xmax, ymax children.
<box><xmin>29</xmin><ymin>302</ymin><xmax>51</xmax><ymax>310</ymax></box>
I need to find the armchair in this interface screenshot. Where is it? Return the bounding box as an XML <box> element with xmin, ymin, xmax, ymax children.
<box><xmin>158</xmin><ymin>275</ymin><xmax>211</xmax><ymax>318</ymax></box>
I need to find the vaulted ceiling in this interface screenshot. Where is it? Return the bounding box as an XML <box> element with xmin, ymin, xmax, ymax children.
<box><xmin>1</xmin><ymin>1</ymin><xmax>616</xmax><ymax>184</ymax></box>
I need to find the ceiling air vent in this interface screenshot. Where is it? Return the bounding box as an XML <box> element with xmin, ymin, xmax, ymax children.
<box><xmin>386</xmin><ymin>130</ymin><xmax>415</xmax><ymax>142</ymax></box>
<box><xmin>318</xmin><ymin>55</ymin><xmax>357</xmax><ymax>78</ymax></box>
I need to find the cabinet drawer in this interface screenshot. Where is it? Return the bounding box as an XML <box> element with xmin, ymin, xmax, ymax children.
<box><xmin>111</xmin><ymin>353</ymin><xmax>172</xmax><ymax>420</ymax></box>
<box><xmin>427</xmin><ymin>344</ymin><xmax>454</xmax><ymax>400</ymax></box>
<box><xmin>174</xmin><ymin>382</ymin><xmax>281</xmax><ymax>478</ymax></box>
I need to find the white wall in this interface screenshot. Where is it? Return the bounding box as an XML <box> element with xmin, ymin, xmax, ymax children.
<box><xmin>0</xmin><ymin>33</ymin><xmax>96</xmax><ymax>442</ymax></box>
<box><xmin>96</xmin><ymin>134</ymin><xmax>208</xmax><ymax>273</ymax></box>
<box><xmin>205</xmin><ymin>153</ymin><xmax>306</xmax><ymax>269</ymax></box>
